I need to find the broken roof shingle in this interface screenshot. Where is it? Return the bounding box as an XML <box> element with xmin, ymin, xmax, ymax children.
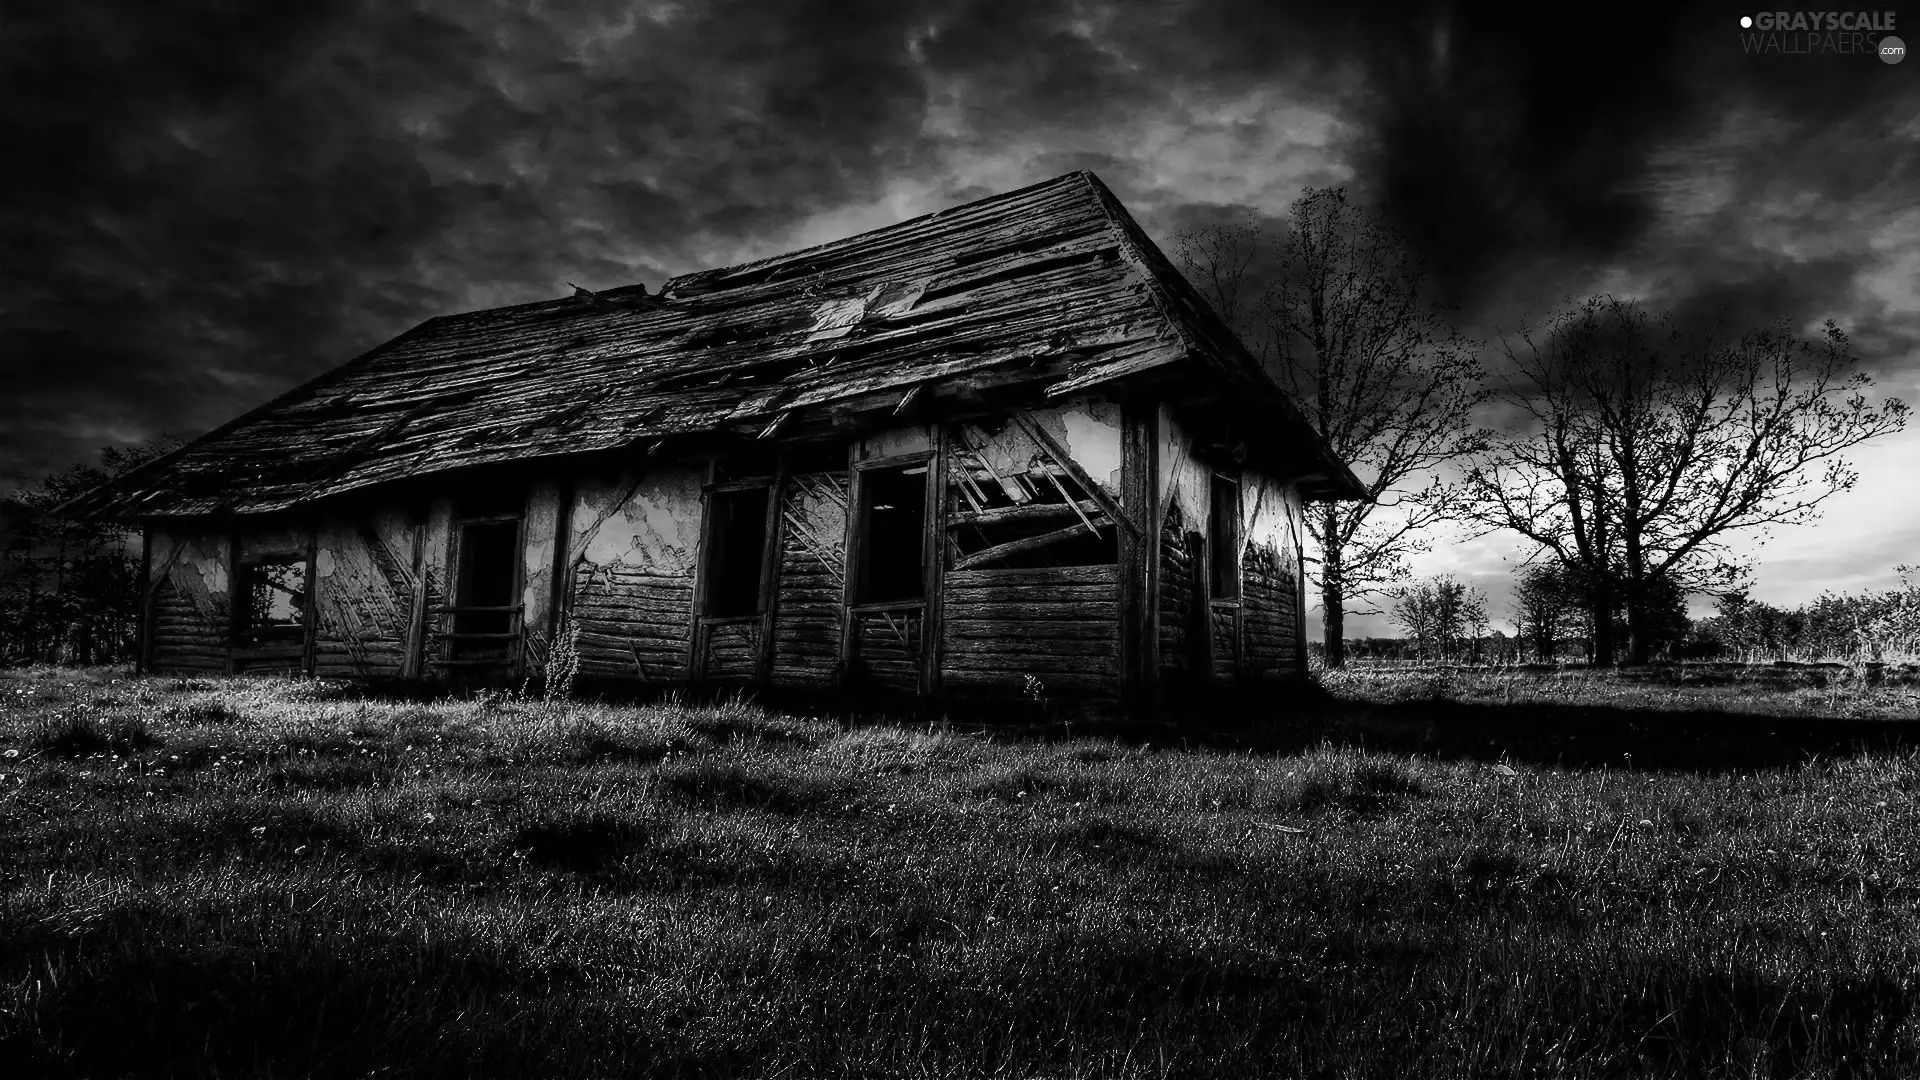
<box><xmin>63</xmin><ymin>171</ymin><xmax>1363</xmax><ymax>519</ymax></box>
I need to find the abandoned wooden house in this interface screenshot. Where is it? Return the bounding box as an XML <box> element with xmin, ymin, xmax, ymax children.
<box><xmin>63</xmin><ymin>171</ymin><xmax>1363</xmax><ymax>710</ymax></box>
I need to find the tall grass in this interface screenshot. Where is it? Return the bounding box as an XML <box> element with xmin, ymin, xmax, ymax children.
<box><xmin>1</xmin><ymin>665</ymin><xmax>1918</xmax><ymax>1077</ymax></box>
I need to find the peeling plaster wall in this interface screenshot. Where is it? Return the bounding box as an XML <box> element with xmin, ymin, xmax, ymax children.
<box><xmin>565</xmin><ymin>465</ymin><xmax>703</xmax><ymax>681</ymax></box>
<box><xmin>1240</xmin><ymin>471</ymin><xmax>1306</xmax><ymax>680</ymax></box>
<box><xmin>147</xmin><ymin>523</ymin><xmax>231</xmax><ymax>673</ymax></box>
<box><xmin>570</xmin><ymin>467</ymin><xmax>702</xmax><ymax>575</ymax></box>
<box><xmin>771</xmin><ymin>467</ymin><xmax>850</xmax><ymax>686</ymax></box>
<box><xmin>1158</xmin><ymin>404</ymin><xmax>1211</xmax><ymax>529</ymax></box>
<box><xmin>519</xmin><ymin>478</ymin><xmax>565</xmax><ymax>671</ymax></box>
<box><xmin>310</xmin><ymin>504</ymin><xmax>425</xmax><ymax>680</ymax></box>
<box><xmin>1156</xmin><ymin>406</ymin><xmax>1207</xmax><ymax>680</ymax></box>
<box><xmin>959</xmin><ymin>398</ymin><xmax>1122</xmax><ymax>497</ymax></box>
<box><xmin>855</xmin><ymin>424</ymin><xmax>931</xmax><ymax>461</ymax></box>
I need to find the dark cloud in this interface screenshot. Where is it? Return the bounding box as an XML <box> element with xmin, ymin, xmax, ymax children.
<box><xmin>3</xmin><ymin>0</ymin><xmax>1915</xmax><ymax>506</ymax></box>
<box><xmin>0</xmin><ymin>0</ymin><xmax>943</xmax><ymax>484</ymax></box>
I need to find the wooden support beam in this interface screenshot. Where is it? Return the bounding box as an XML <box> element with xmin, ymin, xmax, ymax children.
<box><xmin>754</xmin><ymin>461</ymin><xmax>787</xmax><ymax>685</ymax></box>
<box><xmin>1008</xmin><ymin>412</ymin><xmax>1140</xmax><ymax>539</ymax></box>
<box><xmin>921</xmin><ymin>425</ymin><xmax>948</xmax><ymax>697</ymax></box>
<box><xmin>893</xmin><ymin>384</ymin><xmax>923</xmax><ymax>416</ymax></box>
<box><xmin>836</xmin><ymin>451</ymin><xmax>863</xmax><ymax>684</ymax></box>
<box><xmin>547</xmin><ymin>477</ymin><xmax>575</xmax><ymax>653</ymax></box>
<box><xmin>136</xmin><ymin>524</ymin><xmax>153</xmax><ymax>676</ymax></box>
<box><xmin>1118</xmin><ymin>403</ymin><xmax>1157</xmax><ymax>714</ymax></box>
<box><xmin>954</xmin><ymin>427</ymin><xmax>1029</xmax><ymax>505</ymax></box>
<box><xmin>949</xmin><ymin>499</ymin><xmax>1104</xmax><ymax>528</ymax></box>
<box><xmin>757</xmin><ymin>410</ymin><xmax>793</xmax><ymax>440</ymax></box>
<box><xmin>1036</xmin><ymin>467</ymin><xmax>1102</xmax><ymax>538</ymax></box>
<box><xmin>301</xmin><ymin>522</ymin><xmax>319</xmax><ymax>677</ymax></box>
<box><xmin>950</xmin><ymin>520</ymin><xmax>1112</xmax><ymax>573</ymax></box>
<box><xmin>402</xmin><ymin>513</ymin><xmax>428</xmax><ymax>679</ymax></box>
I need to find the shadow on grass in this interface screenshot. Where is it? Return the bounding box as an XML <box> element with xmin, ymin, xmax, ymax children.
<box><xmin>655</xmin><ymin>758</ymin><xmax>857</xmax><ymax>815</ymax></box>
<box><xmin>0</xmin><ymin>902</ymin><xmax>705</xmax><ymax>1078</ymax></box>
<box><xmin>1113</xmin><ymin>679</ymin><xmax>1920</xmax><ymax>773</ymax></box>
<box><xmin>1299</xmin><ymin>697</ymin><xmax>1920</xmax><ymax>773</ymax></box>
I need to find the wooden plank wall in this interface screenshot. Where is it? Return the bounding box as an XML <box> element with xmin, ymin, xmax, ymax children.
<box><xmin>311</xmin><ymin>517</ymin><xmax>417</xmax><ymax>680</ymax></box>
<box><xmin>940</xmin><ymin>564</ymin><xmax>1119</xmax><ymax>697</ymax></box>
<box><xmin>850</xmin><ymin>608</ymin><xmax>924</xmax><ymax>691</ymax></box>
<box><xmin>770</xmin><ymin>470</ymin><xmax>848</xmax><ymax>685</ymax></box>
<box><xmin>1157</xmin><ymin>499</ymin><xmax>1193</xmax><ymax>682</ymax></box>
<box><xmin>1242</xmin><ymin>542</ymin><xmax>1300</xmax><ymax>679</ymax></box>
<box><xmin>149</xmin><ymin>580</ymin><xmax>227</xmax><ymax>673</ymax></box>
<box><xmin>1210</xmin><ymin>605</ymin><xmax>1240</xmax><ymax>681</ymax></box>
<box><xmin>571</xmin><ymin>564</ymin><xmax>693</xmax><ymax>681</ymax></box>
<box><xmin>146</xmin><ymin>529</ymin><xmax>229</xmax><ymax>675</ymax></box>
<box><xmin>701</xmin><ymin>620</ymin><xmax>760</xmax><ymax>682</ymax></box>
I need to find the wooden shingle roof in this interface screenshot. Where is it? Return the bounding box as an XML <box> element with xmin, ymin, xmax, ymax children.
<box><xmin>64</xmin><ymin>171</ymin><xmax>1362</xmax><ymax>519</ymax></box>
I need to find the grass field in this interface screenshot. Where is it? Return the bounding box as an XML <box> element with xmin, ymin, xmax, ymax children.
<box><xmin>3</xmin><ymin>664</ymin><xmax>1919</xmax><ymax>1078</ymax></box>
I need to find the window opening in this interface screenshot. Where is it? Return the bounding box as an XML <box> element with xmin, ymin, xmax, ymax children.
<box><xmin>452</xmin><ymin>518</ymin><xmax>520</xmax><ymax>659</ymax></box>
<box><xmin>704</xmin><ymin>486</ymin><xmax>772</xmax><ymax>617</ymax></box>
<box><xmin>235</xmin><ymin>556</ymin><xmax>307</xmax><ymax>644</ymax></box>
<box><xmin>858</xmin><ymin>465</ymin><xmax>927</xmax><ymax>603</ymax></box>
<box><xmin>1209</xmin><ymin>471</ymin><xmax>1241</xmax><ymax>601</ymax></box>
<box><xmin>945</xmin><ymin>423</ymin><xmax>1118</xmax><ymax>571</ymax></box>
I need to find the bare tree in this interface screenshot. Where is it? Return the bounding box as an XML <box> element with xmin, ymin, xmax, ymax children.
<box><xmin>1178</xmin><ymin>189</ymin><xmax>1490</xmax><ymax>668</ymax></box>
<box><xmin>1467</xmin><ymin>296</ymin><xmax>1908</xmax><ymax>665</ymax></box>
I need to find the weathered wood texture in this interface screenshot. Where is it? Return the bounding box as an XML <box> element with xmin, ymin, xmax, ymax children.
<box><xmin>1211</xmin><ymin>604</ymin><xmax>1240</xmax><ymax>680</ymax></box>
<box><xmin>849</xmin><ymin>607</ymin><xmax>924</xmax><ymax>691</ymax></box>
<box><xmin>570</xmin><ymin>564</ymin><xmax>694</xmax><ymax>681</ymax></box>
<box><xmin>1118</xmin><ymin>403</ymin><xmax>1155</xmax><ymax>709</ymax></box>
<box><xmin>1242</xmin><ymin>543</ymin><xmax>1300</xmax><ymax>679</ymax></box>
<box><xmin>149</xmin><ymin>580</ymin><xmax>227</xmax><ymax>673</ymax></box>
<box><xmin>770</xmin><ymin>470</ymin><xmax>848</xmax><ymax>686</ymax></box>
<box><xmin>145</xmin><ymin>528</ymin><xmax>231</xmax><ymax>675</ymax></box>
<box><xmin>71</xmin><ymin>173</ymin><xmax>1247</xmax><ymax>520</ymax></box>
<box><xmin>701</xmin><ymin>619</ymin><xmax>760</xmax><ymax>683</ymax></box>
<box><xmin>310</xmin><ymin>517</ymin><xmax>418</xmax><ymax>680</ymax></box>
<box><xmin>1157</xmin><ymin>500</ymin><xmax>1193</xmax><ymax>680</ymax></box>
<box><xmin>939</xmin><ymin>565</ymin><xmax>1118</xmax><ymax>696</ymax></box>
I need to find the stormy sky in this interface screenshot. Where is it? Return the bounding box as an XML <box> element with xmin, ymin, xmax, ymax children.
<box><xmin>4</xmin><ymin>0</ymin><xmax>1916</xmax><ymax>633</ymax></box>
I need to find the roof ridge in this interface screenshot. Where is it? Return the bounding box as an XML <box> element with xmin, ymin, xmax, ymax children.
<box><xmin>660</xmin><ymin>171</ymin><xmax>1094</xmax><ymax>298</ymax></box>
<box><xmin>1073</xmin><ymin>171</ymin><xmax>1196</xmax><ymax>358</ymax></box>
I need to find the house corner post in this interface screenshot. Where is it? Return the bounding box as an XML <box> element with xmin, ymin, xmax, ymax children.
<box><xmin>754</xmin><ymin>460</ymin><xmax>787</xmax><ymax>687</ymax></box>
<box><xmin>135</xmin><ymin>522</ymin><xmax>153</xmax><ymax>676</ymax></box>
<box><xmin>1119</xmin><ymin>401</ymin><xmax>1158</xmax><ymax>715</ymax></box>
<box><xmin>920</xmin><ymin>424</ymin><xmax>949</xmax><ymax>699</ymax></box>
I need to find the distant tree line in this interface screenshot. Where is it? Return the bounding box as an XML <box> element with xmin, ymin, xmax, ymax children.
<box><xmin>1686</xmin><ymin>570</ymin><xmax>1920</xmax><ymax>663</ymax></box>
<box><xmin>0</xmin><ymin>439</ymin><xmax>178</xmax><ymax>666</ymax></box>
<box><xmin>1318</xmin><ymin>565</ymin><xmax>1920</xmax><ymax>667</ymax></box>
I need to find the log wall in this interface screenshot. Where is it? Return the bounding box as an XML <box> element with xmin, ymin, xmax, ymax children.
<box><xmin>563</xmin><ymin>465</ymin><xmax>702</xmax><ymax>682</ymax></box>
<box><xmin>145</xmin><ymin>526</ymin><xmax>229</xmax><ymax>674</ymax></box>
<box><xmin>939</xmin><ymin>564</ymin><xmax>1119</xmax><ymax>697</ymax></box>
<box><xmin>1240</xmin><ymin>471</ymin><xmax>1307</xmax><ymax>681</ymax></box>
<box><xmin>770</xmin><ymin>470</ymin><xmax>848</xmax><ymax>686</ymax></box>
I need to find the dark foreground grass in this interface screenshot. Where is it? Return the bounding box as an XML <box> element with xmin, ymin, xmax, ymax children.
<box><xmin>3</xmin><ymin>667</ymin><xmax>1919</xmax><ymax>1077</ymax></box>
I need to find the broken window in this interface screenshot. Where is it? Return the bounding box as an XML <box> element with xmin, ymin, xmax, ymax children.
<box><xmin>1209</xmin><ymin>471</ymin><xmax>1241</xmax><ymax>601</ymax></box>
<box><xmin>945</xmin><ymin>422</ymin><xmax>1118</xmax><ymax>572</ymax></box>
<box><xmin>856</xmin><ymin>463</ymin><xmax>927</xmax><ymax>603</ymax></box>
<box><xmin>702</xmin><ymin>486</ymin><xmax>772</xmax><ymax>618</ymax></box>
<box><xmin>234</xmin><ymin>555</ymin><xmax>308</xmax><ymax>644</ymax></box>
